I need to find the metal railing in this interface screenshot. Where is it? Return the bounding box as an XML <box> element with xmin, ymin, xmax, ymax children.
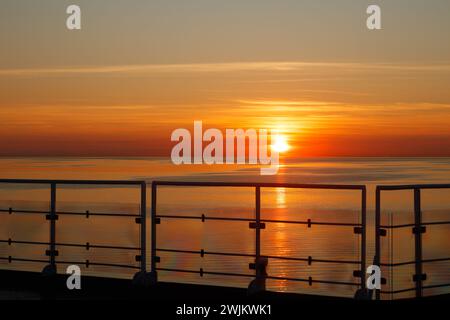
<box><xmin>0</xmin><ymin>179</ymin><xmax>147</xmax><ymax>278</ymax></box>
<box><xmin>151</xmin><ymin>181</ymin><xmax>367</xmax><ymax>295</ymax></box>
<box><xmin>3</xmin><ymin>179</ymin><xmax>446</xmax><ymax>299</ymax></box>
<box><xmin>375</xmin><ymin>184</ymin><xmax>450</xmax><ymax>299</ymax></box>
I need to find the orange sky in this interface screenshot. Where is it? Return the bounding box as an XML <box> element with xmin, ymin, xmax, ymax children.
<box><xmin>1</xmin><ymin>2</ymin><xmax>450</xmax><ymax>157</ymax></box>
<box><xmin>1</xmin><ymin>61</ymin><xmax>450</xmax><ymax>157</ymax></box>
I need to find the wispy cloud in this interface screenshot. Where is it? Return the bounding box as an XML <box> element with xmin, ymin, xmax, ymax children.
<box><xmin>235</xmin><ymin>99</ymin><xmax>344</xmax><ymax>107</ymax></box>
<box><xmin>1</xmin><ymin>61</ymin><xmax>450</xmax><ymax>77</ymax></box>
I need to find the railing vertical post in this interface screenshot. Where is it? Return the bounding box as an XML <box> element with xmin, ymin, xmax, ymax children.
<box><xmin>248</xmin><ymin>185</ymin><xmax>266</xmax><ymax>294</ymax></box>
<box><xmin>360</xmin><ymin>187</ymin><xmax>366</xmax><ymax>291</ymax></box>
<box><xmin>50</xmin><ymin>183</ymin><xmax>56</xmax><ymax>268</ymax></box>
<box><xmin>140</xmin><ymin>182</ymin><xmax>146</xmax><ymax>274</ymax></box>
<box><xmin>413</xmin><ymin>188</ymin><xmax>423</xmax><ymax>298</ymax></box>
<box><xmin>255</xmin><ymin>186</ymin><xmax>261</xmax><ymax>263</ymax></box>
<box><xmin>151</xmin><ymin>181</ymin><xmax>158</xmax><ymax>278</ymax></box>
<box><xmin>375</xmin><ymin>187</ymin><xmax>381</xmax><ymax>300</ymax></box>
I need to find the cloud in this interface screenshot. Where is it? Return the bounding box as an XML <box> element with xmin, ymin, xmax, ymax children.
<box><xmin>1</xmin><ymin>61</ymin><xmax>450</xmax><ymax>77</ymax></box>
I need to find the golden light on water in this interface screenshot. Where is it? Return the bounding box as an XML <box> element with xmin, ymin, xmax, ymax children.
<box><xmin>276</xmin><ymin>187</ymin><xmax>287</xmax><ymax>208</ymax></box>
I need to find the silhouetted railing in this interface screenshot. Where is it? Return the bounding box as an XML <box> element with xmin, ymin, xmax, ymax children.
<box><xmin>5</xmin><ymin>179</ymin><xmax>447</xmax><ymax>299</ymax></box>
<box><xmin>375</xmin><ymin>184</ymin><xmax>450</xmax><ymax>299</ymax></box>
<box><xmin>151</xmin><ymin>181</ymin><xmax>367</xmax><ymax>295</ymax></box>
<box><xmin>0</xmin><ymin>179</ymin><xmax>147</xmax><ymax>277</ymax></box>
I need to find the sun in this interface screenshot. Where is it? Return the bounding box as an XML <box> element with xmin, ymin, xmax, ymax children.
<box><xmin>271</xmin><ymin>134</ymin><xmax>290</xmax><ymax>153</ymax></box>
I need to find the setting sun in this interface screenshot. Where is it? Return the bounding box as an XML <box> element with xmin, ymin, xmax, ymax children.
<box><xmin>271</xmin><ymin>135</ymin><xmax>290</xmax><ymax>153</ymax></box>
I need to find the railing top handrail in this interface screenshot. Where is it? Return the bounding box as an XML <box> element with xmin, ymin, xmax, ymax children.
<box><xmin>377</xmin><ymin>184</ymin><xmax>450</xmax><ymax>191</ymax></box>
<box><xmin>152</xmin><ymin>180</ymin><xmax>365</xmax><ymax>190</ymax></box>
<box><xmin>0</xmin><ymin>178</ymin><xmax>145</xmax><ymax>185</ymax></box>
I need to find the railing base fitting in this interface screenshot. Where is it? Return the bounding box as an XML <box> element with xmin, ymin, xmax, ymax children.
<box><xmin>354</xmin><ymin>288</ymin><xmax>373</xmax><ymax>300</ymax></box>
<box><xmin>42</xmin><ymin>264</ymin><xmax>57</xmax><ymax>277</ymax></box>
<box><xmin>132</xmin><ymin>271</ymin><xmax>157</xmax><ymax>287</ymax></box>
<box><xmin>247</xmin><ymin>278</ymin><xmax>266</xmax><ymax>296</ymax></box>
<box><xmin>247</xmin><ymin>257</ymin><xmax>268</xmax><ymax>296</ymax></box>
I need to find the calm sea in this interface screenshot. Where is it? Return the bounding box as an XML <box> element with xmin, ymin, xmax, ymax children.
<box><xmin>0</xmin><ymin>157</ymin><xmax>449</xmax><ymax>298</ymax></box>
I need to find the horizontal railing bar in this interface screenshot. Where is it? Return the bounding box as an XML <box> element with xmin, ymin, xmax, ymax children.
<box><xmin>380</xmin><ymin>221</ymin><xmax>450</xmax><ymax>229</ymax></box>
<box><xmin>381</xmin><ymin>257</ymin><xmax>450</xmax><ymax>267</ymax></box>
<box><xmin>55</xmin><ymin>242</ymin><xmax>141</xmax><ymax>251</ymax></box>
<box><xmin>156</xmin><ymin>267</ymin><xmax>363</xmax><ymax>287</ymax></box>
<box><xmin>422</xmin><ymin>283</ymin><xmax>450</xmax><ymax>290</ymax></box>
<box><xmin>0</xmin><ymin>239</ymin><xmax>48</xmax><ymax>246</ymax></box>
<box><xmin>157</xmin><ymin>248</ymin><xmax>203</xmax><ymax>255</ymax></box>
<box><xmin>264</xmin><ymin>255</ymin><xmax>361</xmax><ymax>265</ymax></box>
<box><xmin>156</xmin><ymin>267</ymin><xmax>255</xmax><ymax>278</ymax></box>
<box><xmin>380</xmin><ymin>287</ymin><xmax>416</xmax><ymax>294</ymax></box>
<box><xmin>0</xmin><ymin>208</ymin><xmax>139</xmax><ymax>218</ymax></box>
<box><xmin>4</xmin><ymin>180</ymin><xmax>445</xmax><ymax>189</ymax></box>
<box><xmin>154</xmin><ymin>181</ymin><xmax>365</xmax><ymax>190</ymax></box>
<box><xmin>1</xmin><ymin>210</ymin><xmax>359</xmax><ymax>227</ymax></box>
<box><xmin>380</xmin><ymin>261</ymin><xmax>415</xmax><ymax>267</ymax></box>
<box><xmin>56</xmin><ymin>260</ymin><xmax>140</xmax><ymax>270</ymax></box>
<box><xmin>422</xmin><ymin>257</ymin><xmax>450</xmax><ymax>264</ymax></box>
<box><xmin>57</xmin><ymin>211</ymin><xmax>140</xmax><ymax>218</ymax></box>
<box><xmin>0</xmin><ymin>209</ymin><xmax>49</xmax><ymax>215</ymax></box>
<box><xmin>0</xmin><ymin>256</ymin><xmax>48</xmax><ymax>264</ymax></box>
<box><xmin>379</xmin><ymin>223</ymin><xmax>415</xmax><ymax>229</ymax></box>
<box><xmin>156</xmin><ymin>267</ymin><xmax>201</xmax><ymax>275</ymax></box>
<box><xmin>157</xmin><ymin>248</ymin><xmax>254</xmax><ymax>258</ymax></box>
<box><xmin>156</xmin><ymin>248</ymin><xmax>360</xmax><ymax>265</ymax></box>
<box><xmin>262</xmin><ymin>219</ymin><xmax>361</xmax><ymax>227</ymax></box>
<box><xmin>156</xmin><ymin>214</ymin><xmax>360</xmax><ymax>227</ymax></box>
<box><xmin>422</xmin><ymin>221</ymin><xmax>450</xmax><ymax>226</ymax></box>
<box><xmin>381</xmin><ymin>283</ymin><xmax>450</xmax><ymax>295</ymax></box>
<box><xmin>266</xmin><ymin>275</ymin><xmax>360</xmax><ymax>287</ymax></box>
<box><xmin>158</xmin><ymin>267</ymin><xmax>361</xmax><ymax>286</ymax></box>
<box><xmin>199</xmin><ymin>250</ymin><xmax>253</xmax><ymax>258</ymax></box>
<box><xmin>0</xmin><ymin>179</ymin><xmax>145</xmax><ymax>185</ymax></box>
<box><xmin>156</xmin><ymin>215</ymin><xmax>253</xmax><ymax>222</ymax></box>
<box><xmin>0</xmin><ymin>239</ymin><xmax>140</xmax><ymax>251</ymax></box>
<box><xmin>0</xmin><ymin>257</ymin><xmax>140</xmax><ymax>269</ymax></box>
<box><xmin>377</xmin><ymin>184</ymin><xmax>450</xmax><ymax>190</ymax></box>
